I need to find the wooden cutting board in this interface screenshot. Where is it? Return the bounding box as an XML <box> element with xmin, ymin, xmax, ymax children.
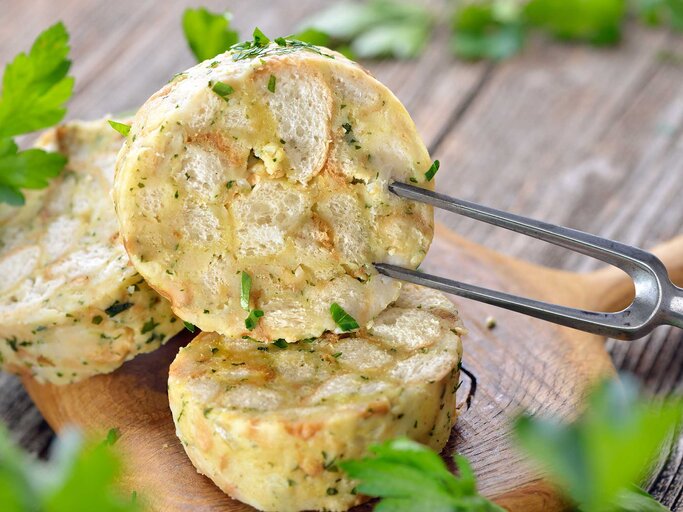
<box><xmin>22</xmin><ymin>224</ymin><xmax>683</xmax><ymax>512</ymax></box>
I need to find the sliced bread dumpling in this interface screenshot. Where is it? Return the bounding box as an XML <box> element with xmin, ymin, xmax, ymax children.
<box><xmin>114</xmin><ymin>40</ymin><xmax>435</xmax><ymax>342</ymax></box>
<box><xmin>0</xmin><ymin>119</ymin><xmax>182</xmax><ymax>384</ymax></box>
<box><xmin>168</xmin><ymin>284</ymin><xmax>464</xmax><ymax>512</ymax></box>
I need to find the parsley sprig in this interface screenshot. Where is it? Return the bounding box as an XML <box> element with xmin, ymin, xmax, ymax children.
<box><xmin>182</xmin><ymin>7</ymin><xmax>238</xmax><ymax>62</ymax></box>
<box><xmin>341</xmin><ymin>376</ymin><xmax>679</xmax><ymax>511</ymax></box>
<box><xmin>0</xmin><ymin>22</ymin><xmax>74</xmax><ymax>205</ymax></box>
<box><xmin>0</xmin><ymin>425</ymin><xmax>138</xmax><ymax>512</ymax></box>
<box><xmin>515</xmin><ymin>376</ymin><xmax>680</xmax><ymax>511</ymax></box>
<box><xmin>340</xmin><ymin>438</ymin><xmax>504</xmax><ymax>511</ymax></box>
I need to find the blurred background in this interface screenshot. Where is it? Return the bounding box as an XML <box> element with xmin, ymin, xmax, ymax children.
<box><xmin>2</xmin><ymin>0</ymin><xmax>683</xmax><ymax>507</ymax></box>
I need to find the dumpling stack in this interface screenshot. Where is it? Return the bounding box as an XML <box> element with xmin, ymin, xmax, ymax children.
<box><xmin>114</xmin><ymin>40</ymin><xmax>465</xmax><ymax>512</ymax></box>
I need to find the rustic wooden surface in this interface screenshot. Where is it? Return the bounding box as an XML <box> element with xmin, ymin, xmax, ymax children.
<box><xmin>2</xmin><ymin>0</ymin><xmax>683</xmax><ymax>508</ymax></box>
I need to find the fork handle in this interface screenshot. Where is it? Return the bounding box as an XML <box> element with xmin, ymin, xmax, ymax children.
<box><xmin>663</xmin><ymin>282</ymin><xmax>683</xmax><ymax>330</ymax></box>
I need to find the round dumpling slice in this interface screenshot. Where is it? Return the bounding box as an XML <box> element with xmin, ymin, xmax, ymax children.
<box><xmin>168</xmin><ymin>284</ymin><xmax>464</xmax><ymax>512</ymax></box>
<box><xmin>0</xmin><ymin>119</ymin><xmax>182</xmax><ymax>384</ymax></box>
<box><xmin>113</xmin><ymin>40</ymin><xmax>435</xmax><ymax>341</ymax></box>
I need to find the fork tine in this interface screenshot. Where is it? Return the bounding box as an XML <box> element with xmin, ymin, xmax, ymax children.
<box><xmin>374</xmin><ymin>263</ymin><xmax>645</xmax><ymax>340</ymax></box>
<box><xmin>389</xmin><ymin>182</ymin><xmax>664</xmax><ymax>274</ymax></box>
<box><xmin>382</xmin><ymin>181</ymin><xmax>673</xmax><ymax>340</ymax></box>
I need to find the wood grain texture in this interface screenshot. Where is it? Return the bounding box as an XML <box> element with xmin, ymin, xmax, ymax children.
<box><xmin>2</xmin><ymin>0</ymin><xmax>683</xmax><ymax>509</ymax></box>
<box><xmin>24</xmin><ymin>224</ymin><xmax>624</xmax><ymax>512</ymax></box>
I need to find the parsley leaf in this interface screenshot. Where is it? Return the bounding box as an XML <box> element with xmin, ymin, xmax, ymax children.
<box><xmin>299</xmin><ymin>0</ymin><xmax>433</xmax><ymax>59</ymax></box>
<box><xmin>267</xmin><ymin>74</ymin><xmax>276</xmax><ymax>93</ymax></box>
<box><xmin>340</xmin><ymin>438</ymin><xmax>504</xmax><ymax>511</ymax></box>
<box><xmin>182</xmin><ymin>8</ymin><xmax>239</xmax><ymax>62</ymax></box>
<box><xmin>183</xmin><ymin>321</ymin><xmax>196</xmax><ymax>333</ymax></box>
<box><xmin>107</xmin><ymin>120</ymin><xmax>131</xmax><ymax>137</ymax></box>
<box><xmin>0</xmin><ymin>22</ymin><xmax>74</xmax><ymax>138</ymax></box>
<box><xmin>0</xmin><ymin>140</ymin><xmax>65</xmax><ymax>205</ymax></box>
<box><xmin>0</xmin><ymin>22</ymin><xmax>74</xmax><ymax>206</ymax></box>
<box><xmin>451</xmin><ymin>1</ymin><xmax>525</xmax><ymax>61</ymax></box>
<box><xmin>0</xmin><ymin>425</ymin><xmax>139</xmax><ymax>511</ymax></box>
<box><xmin>330</xmin><ymin>302</ymin><xmax>359</xmax><ymax>331</ymax></box>
<box><xmin>525</xmin><ymin>0</ymin><xmax>627</xmax><ymax>45</ymax></box>
<box><xmin>515</xmin><ymin>376</ymin><xmax>681</xmax><ymax>511</ymax></box>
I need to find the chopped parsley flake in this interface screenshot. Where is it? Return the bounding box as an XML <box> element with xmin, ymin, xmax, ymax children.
<box><xmin>330</xmin><ymin>303</ymin><xmax>359</xmax><ymax>332</ymax></box>
<box><xmin>107</xmin><ymin>120</ymin><xmax>131</xmax><ymax>137</ymax></box>
<box><xmin>240</xmin><ymin>271</ymin><xmax>252</xmax><ymax>311</ymax></box>
<box><xmin>141</xmin><ymin>318</ymin><xmax>159</xmax><ymax>335</ymax></box>
<box><xmin>245</xmin><ymin>309</ymin><xmax>264</xmax><ymax>330</ymax></box>
<box><xmin>105</xmin><ymin>301</ymin><xmax>133</xmax><ymax>318</ymax></box>
<box><xmin>267</xmin><ymin>74</ymin><xmax>276</xmax><ymax>93</ymax></box>
<box><xmin>425</xmin><ymin>160</ymin><xmax>440</xmax><ymax>181</ymax></box>
<box><xmin>92</xmin><ymin>315</ymin><xmax>103</xmax><ymax>325</ymax></box>
<box><xmin>230</xmin><ymin>28</ymin><xmax>334</xmax><ymax>62</ymax></box>
<box><xmin>183</xmin><ymin>321</ymin><xmax>196</xmax><ymax>333</ymax></box>
<box><xmin>273</xmin><ymin>339</ymin><xmax>288</xmax><ymax>349</ymax></box>
<box><xmin>211</xmin><ymin>80</ymin><xmax>234</xmax><ymax>100</ymax></box>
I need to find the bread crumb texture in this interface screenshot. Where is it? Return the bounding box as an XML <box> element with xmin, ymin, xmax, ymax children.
<box><xmin>114</xmin><ymin>45</ymin><xmax>435</xmax><ymax>341</ymax></box>
<box><xmin>169</xmin><ymin>284</ymin><xmax>463</xmax><ymax>512</ymax></box>
<box><xmin>0</xmin><ymin>119</ymin><xmax>182</xmax><ymax>384</ymax></box>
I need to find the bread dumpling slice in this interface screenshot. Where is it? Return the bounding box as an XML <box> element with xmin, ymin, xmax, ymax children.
<box><xmin>0</xmin><ymin>119</ymin><xmax>182</xmax><ymax>384</ymax></box>
<box><xmin>114</xmin><ymin>39</ymin><xmax>435</xmax><ymax>342</ymax></box>
<box><xmin>168</xmin><ymin>284</ymin><xmax>464</xmax><ymax>512</ymax></box>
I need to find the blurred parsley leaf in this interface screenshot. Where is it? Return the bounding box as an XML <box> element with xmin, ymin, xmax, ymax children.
<box><xmin>182</xmin><ymin>7</ymin><xmax>239</xmax><ymax>62</ymax></box>
<box><xmin>452</xmin><ymin>0</ymin><xmax>525</xmax><ymax>60</ymax></box>
<box><xmin>0</xmin><ymin>425</ymin><xmax>139</xmax><ymax>512</ymax></box>
<box><xmin>299</xmin><ymin>0</ymin><xmax>433</xmax><ymax>59</ymax></box>
<box><xmin>340</xmin><ymin>437</ymin><xmax>505</xmax><ymax>511</ymax></box>
<box><xmin>524</xmin><ymin>0</ymin><xmax>627</xmax><ymax>45</ymax></box>
<box><xmin>515</xmin><ymin>376</ymin><xmax>680</xmax><ymax>512</ymax></box>
<box><xmin>0</xmin><ymin>22</ymin><xmax>73</xmax><ymax>205</ymax></box>
<box><xmin>635</xmin><ymin>0</ymin><xmax>683</xmax><ymax>31</ymax></box>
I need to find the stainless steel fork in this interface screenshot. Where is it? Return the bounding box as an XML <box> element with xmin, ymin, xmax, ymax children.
<box><xmin>376</xmin><ymin>182</ymin><xmax>683</xmax><ymax>341</ymax></box>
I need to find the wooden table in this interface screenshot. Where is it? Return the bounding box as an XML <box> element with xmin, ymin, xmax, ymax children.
<box><xmin>2</xmin><ymin>0</ymin><xmax>683</xmax><ymax>508</ymax></box>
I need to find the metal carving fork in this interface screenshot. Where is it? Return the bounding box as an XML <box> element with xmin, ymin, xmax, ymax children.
<box><xmin>376</xmin><ymin>182</ymin><xmax>683</xmax><ymax>341</ymax></box>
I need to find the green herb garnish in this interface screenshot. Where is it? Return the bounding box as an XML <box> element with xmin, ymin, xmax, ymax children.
<box><xmin>0</xmin><ymin>425</ymin><xmax>140</xmax><ymax>511</ymax></box>
<box><xmin>515</xmin><ymin>376</ymin><xmax>681</xmax><ymax>512</ymax></box>
<box><xmin>211</xmin><ymin>80</ymin><xmax>234</xmax><ymax>101</ymax></box>
<box><xmin>230</xmin><ymin>28</ymin><xmax>334</xmax><ymax>62</ymax></box>
<box><xmin>340</xmin><ymin>437</ymin><xmax>503</xmax><ymax>511</ymax></box>
<box><xmin>267</xmin><ymin>74</ymin><xmax>276</xmax><ymax>93</ymax></box>
<box><xmin>424</xmin><ymin>160</ymin><xmax>439</xmax><ymax>181</ymax></box>
<box><xmin>0</xmin><ymin>22</ymin><xmax>74</xmax><ymax>205</ymax></box>
<box><xmin>273</xmin><ymin>339</ymin><xmax>288</xmax><ymax>349</ymax></box>
<box><xmin>182</xmin><ymin>7</ymin><xmax>238</xmax><ymax>62</ymax></box>
<box><xmin>241</xmin><ymin>271</ymin><xmax>264</xmax><ymax>330</ymax></box>
<box><xmin>330</xmin><ymin>303</ymin><xmax>359</xmax><ymax>331</ymax></box>
<box><xmin>105</xmin><ymin>301</ymin><xmax>133</xmax><ymax>318</ymax></box>
<box><xmin>240</xmin><ymin>271</ymin><xmax>252</xmax><ymax>310</ymax></box>
<box><xmin>245</xmin><ymin>309</ymin><xmax>264</xmax><ymax>330</ymax></box>
<box><xmin>183</xmin><ymin>321</ymin><xmax>196</xmax><ymax>333</ymax></box>
<box><xmin>107</xmin><ymin>120</ymin><xmax>131</xmax><ymax>137</ymax></box>
<box><xmin>140</xmin><ymin>318</ymin><xmax>159</xmax><ymax>335</ymax></box>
